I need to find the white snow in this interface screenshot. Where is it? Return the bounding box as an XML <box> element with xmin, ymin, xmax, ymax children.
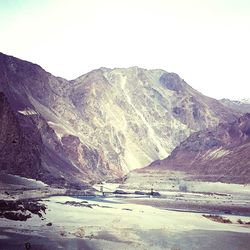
<box><xmin>122</xmin><ymin>170</ymin><xmax>250</xmax><ymax>195</ymax></box>
<box><xmin>236</xmin><ymin>98</ymin><xmax>250</xmax><ymax>105</ymax></box>
<box><xmin>42</xmin><ymin>195</ymin><xmax>250</xmax><ymax>235</ymax></box>
<box><xmin>18</xmin><ymin>108</ymin><xmax>38</xmax><ymax>115</ymax></box>
<box><xmin>0</xmin><ymin>192</ymin><xmax>249</xmax><ymax>249</ymax></box>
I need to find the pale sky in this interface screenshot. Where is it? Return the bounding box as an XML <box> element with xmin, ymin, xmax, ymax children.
<box><xmin>0</xmin><ymin>0</ymin><xmax>249</xmax><ymax>100</ymax></box>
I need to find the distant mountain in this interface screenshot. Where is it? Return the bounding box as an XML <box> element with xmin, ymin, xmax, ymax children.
<box><xmin>0</xmin><ymin>52</ymin><xmax>240</xmax><ymax>185</ymax></box>
<box><xmin>147</xmin><ymin>113</ymin><xmax>250</xmax><ymax>183</ymax></box>
<box><xmin>220</xmin><ymin>98</ymin><xmax>250</xmax><ymax>114</ymax></box>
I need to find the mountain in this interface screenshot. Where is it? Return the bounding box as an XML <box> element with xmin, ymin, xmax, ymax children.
<box><xmin>0</xmin><ymin>53</ymin><xmax>119</xmax><ymax>187</ymax></box>
<box><xmin>0</xmin><ymin>52</ymin><xmax>240</xmax><ymax>185</ymax></box>
<box><xmin>220</xmin><ymin>98</ymin><xmax>250</xmax><ymax>114</ymax></box>
<box><xmin>70</xmin><ymin>68</ymin><xmax>238</xmax><ymax>172</ymax></box>
<box><xmin>147</xmin><ymin>113</ymin><xmax>250</xmax><ymax>183</ymax></box>
<box><xmin>0</xmin><ymin>91</ymin><xmax>118</xmax><ymax>187</ymax></box>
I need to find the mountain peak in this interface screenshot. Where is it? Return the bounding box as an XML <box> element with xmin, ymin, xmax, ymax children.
<box><xmin>159</xmin><ymin>72</ymin><xmax>184</xmax><ymax>91</ymax></box>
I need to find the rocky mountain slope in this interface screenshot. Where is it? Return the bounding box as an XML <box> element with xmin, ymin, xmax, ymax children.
<box><xmin>0</xmin><ymin>92</ymin><xmax>41</xmax><ymax>179</ymax></box>
<box><xmin>147</xmin><ymin>113</ymin><xmax>250</xmax><ymax>183</ymax></box>
<box><xmin>0</xmin><ymin>54</ymin><xmax>119</xmax><ymax>187</ymax></box>
<box><xmin>220</xmin><ymin>98</ymin><xmax>250</xmax><ymax>114</ymax></box>
<box><xmin>70</xmin><ymin>68</ymin><xmax>237</xmax><ymax>171</ymax></box>
<box><xmin>0</xmin><ymin>92</ymin><xmax>117</xmax><ymax>187</ymax></box>
<box><xmin>0</xmin><ymin>52</ymin><xmax>240</xmax><ymax>185</ymax></box>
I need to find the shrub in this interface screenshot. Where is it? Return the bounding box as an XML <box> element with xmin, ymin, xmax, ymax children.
<box><xmin>203</xmin><ymin>214</ymin><xmax>232</xmax><ymax>224</ymax></box>
<box><xmin>237</xmin><ymin>219</ymin><xmax>243</xmax><ymax>224</ymax></box>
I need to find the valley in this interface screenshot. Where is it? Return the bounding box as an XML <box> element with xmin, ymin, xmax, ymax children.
<box><xmin>0</xmin><ymin>52</ymin><xmax>250</xmax><ymax>249</ymax></box>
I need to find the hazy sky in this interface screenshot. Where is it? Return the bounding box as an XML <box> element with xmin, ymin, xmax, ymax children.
<box><xmin>0</xmin><ymin>0</ymin><xmax>249</xmax><ymax>100</ymax></box>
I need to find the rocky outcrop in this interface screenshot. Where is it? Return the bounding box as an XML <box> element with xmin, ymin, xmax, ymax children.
<box><xmin>0</xmin><ymin>92</ymin><xmax>41</xmax><ymax>178</ymax></box>
<box><xmin>159</xmin><ymin>72</ymin><xmax>184</xmax><ymax>91</ymax></box>
<box><xmin>147</xmin><ymin>113</ymin><xmax>250</xmax><ymax>183</ymax></box>
<box><xmin>0</xmin><ymin>92</ymin><xmax>118</xmax><ymax>186</ymax></box>
<box><xmin>61</xmin><ymin>134</ymin><xmax>119</xmax><ymax>182</ymax></box>
<box><xmin>0</xmin><ymin>199</ymin><xmax>46</xmax><ymax>221</ymax></box>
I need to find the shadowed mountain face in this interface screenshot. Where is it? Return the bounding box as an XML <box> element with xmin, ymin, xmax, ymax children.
<box><xmin>0</xmin><ymin>54</ymin><xmax>119</xmax><ymax>187</ymax></box>
<box><xmin>0</xmin><ymin>52</ymin><xmax>240</xmax><ymax>185</ymax></box>
<box><xmin>0</xmin><ymin>92</ymin><xmax>41</xmax><ymax>178</ymax></box>
<box><xmin>147</xmin><ymin>113</ymin><xmax>250</xmax><ymax>183</ymax></box>
<box><xmin>0</xmin><ymin>92</ymin><xmax>118</xmax><ymax>187</ymax></box>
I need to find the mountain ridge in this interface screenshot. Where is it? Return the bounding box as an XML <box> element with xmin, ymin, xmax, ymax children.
<box><xmin>146</xmin><ymin>113</ymin><xmax>250</xmax><ymax>183</ymax></box>
<box><xmin>220</xmin><ymin>98</ymin><xmax>250</xmax><ymax>114</ymax></box>
<box><xmin>0</xmin><ymin>52</ymin><xmax>242</xmax><ymax>185</ymax></box>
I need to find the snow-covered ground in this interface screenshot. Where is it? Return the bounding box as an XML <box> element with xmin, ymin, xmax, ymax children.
<box><xmin>0</xmin><ymin>195</ymin><xmax>250</xmax><ymax>250</ymax></box>
<box><xmin>115</xmin><ymin>170</ymin><xmax>250</xmax><ymax>215</ymax></box>
<box><xmin>0</xmin><ymin>172</ymin><xmax>250</xmax><ymax>249</ymax></box>
<box><xmin>121</xmin><ymin>170</ymin><xmax>250</xmax><ymax>195</ymax></box>
<box><xmin>0</xmin><ymin>174</ymin><xmax>67</xmax><ymax>201</ymax></box>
